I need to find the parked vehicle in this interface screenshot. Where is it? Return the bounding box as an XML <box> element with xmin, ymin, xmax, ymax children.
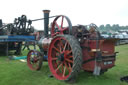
<box><xmin>101</xmin><ymin>34</ymin><xmax>109</xmax><ymax>38</ymax></box>
<box><xmin>113</xmin><ymin>33</ymin><xmax>128</xmax><ymax>45</ymax></box>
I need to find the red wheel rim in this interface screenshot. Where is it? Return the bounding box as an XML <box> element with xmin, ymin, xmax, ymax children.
<box><xmin>27</xmin><ymin>50</ymin><xmax>41</xmax><ymax>70</ymax></box>
<box><xmin>48</xmin><ymin>36</ymin><xmax>73</xmax><ymax>80</ymax></box>
<box><xmin>51</xmin><ymin>15</ymin><xmax>72</xmax><ymax>37</ymax></box>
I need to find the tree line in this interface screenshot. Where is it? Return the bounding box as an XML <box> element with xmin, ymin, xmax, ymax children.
<box><xmin>98</xmin><ymin>24</ymin><xmax>128</xmax><ymax>33</ymax></box>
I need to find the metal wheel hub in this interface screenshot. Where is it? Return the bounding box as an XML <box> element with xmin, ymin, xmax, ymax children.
<box><xmin>58</xmin><ymin>53</ymin><xmax>64</xmax><ymax>62</ymax></box>
<box><xmin>31</xmin><ymin>57</ymin><xmax>38</xmax><ymax>63</ymax></box>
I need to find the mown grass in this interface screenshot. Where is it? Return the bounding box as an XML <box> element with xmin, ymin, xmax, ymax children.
<box><xmin>0</xmin><ymin>45</ymin><xmax>128</xmax><ymax>85</ymax></box>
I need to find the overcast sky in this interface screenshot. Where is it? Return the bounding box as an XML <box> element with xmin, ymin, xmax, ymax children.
<box><xmin>0</xmin><ymin>0</ymin><xmax>128</xmax><ymax>30</ymax></box>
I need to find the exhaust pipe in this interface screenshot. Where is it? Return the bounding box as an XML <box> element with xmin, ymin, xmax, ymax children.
<box><xmin>43</xmin><ymin>10</ymin><xmax>50</xmax><ymax>37</ymax></box>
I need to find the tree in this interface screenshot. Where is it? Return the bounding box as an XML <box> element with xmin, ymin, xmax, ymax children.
<box><xmin>112</xmin><ymin>24</ymin><xmax>120</xmax><ymax>31</ymax></box>
<box><xmin>99</xmin><ymin>25</ymin><xmax>104</xmax><ymax>32</ymax></box>
<box><xmin>105</xmin><ymin>24</ymin><xmax>111</xmax><ymax>31</ymax></box>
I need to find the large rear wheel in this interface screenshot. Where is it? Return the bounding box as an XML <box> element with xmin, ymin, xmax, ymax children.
<box><xmin>48</xmin><ymin>35</ymin><xmax>82</xmax><ymax>81</ymax></box>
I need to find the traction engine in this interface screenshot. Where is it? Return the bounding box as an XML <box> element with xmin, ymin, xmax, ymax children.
<box><xmin>27</xmin><ymin>10</ymin><xmax>118</xmax><ymax>81</ymax></box>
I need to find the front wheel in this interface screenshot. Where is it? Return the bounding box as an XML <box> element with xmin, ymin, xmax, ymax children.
<box><xmin>27</xmin><ymin>50</ymin><xmax>43</xmax><ymax>71</ymax></box>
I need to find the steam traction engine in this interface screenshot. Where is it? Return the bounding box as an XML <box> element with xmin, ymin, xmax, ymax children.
<box><xmin>27</xmin><ymin>10</ymin><xmax>117</xmax><ymax>81</ymax></box>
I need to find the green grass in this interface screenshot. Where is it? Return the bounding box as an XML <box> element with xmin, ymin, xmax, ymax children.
<box><xmin>0</xmin><ymin>45</ymin><xmax>128</xmax><ymax>85</ymax></box>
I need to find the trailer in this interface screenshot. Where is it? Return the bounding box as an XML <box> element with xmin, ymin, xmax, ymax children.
<box><xmin>0</xmin><ymin>35</ymin><xmax>36</xmax><ymax>55</ymax></box>
<box><xmin>0</xmin><ymin>15</ymin><xmax>36</xmax><ymax>55</ymax></box>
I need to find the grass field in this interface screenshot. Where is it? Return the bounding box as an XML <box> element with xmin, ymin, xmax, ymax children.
<box><xmin>0</xmin><ymin>45</ymin><xmax>128</xmax><ymax>85</ymax></box>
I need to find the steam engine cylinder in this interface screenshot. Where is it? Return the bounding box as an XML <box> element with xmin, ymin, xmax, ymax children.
<box><xmin>38</xmin><ymin>37</ymin><xmax>52</xmax><ymax>52</ymax></box>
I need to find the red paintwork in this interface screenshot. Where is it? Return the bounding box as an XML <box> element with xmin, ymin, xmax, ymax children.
<box><xmin>48</xmin><ymin>36</ymin><xmax>73</xmax><ymax>80</ymax></box>
<box><xmin>44</xmin><ymin>24</ymin><xmax>117</xmax><ymax>80</ymax></box>
<box><xmin>82</xmin><ymin>39</ymin><xmax>116</xmax><ymax>71</ymax></box>
<box><xmin>51</xmin><ymin>16</ymin><xmax>68</xmax><ymax>37</ymax></box>
<box><xmin>27</xmin><ymin>50</ymin><xmax>40</xmax><ymax>70</ymax></box>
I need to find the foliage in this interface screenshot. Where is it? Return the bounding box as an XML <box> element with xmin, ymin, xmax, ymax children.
<box><xmin>98</xmin><ymin>24</ymin><xmax>128</xmax><ymax>33</ymax></box>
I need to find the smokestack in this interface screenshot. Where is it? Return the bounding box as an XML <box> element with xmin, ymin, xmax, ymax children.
<box><xmin>43</xmin><ymin>10</ymin><xmax>50</xmax><ymax>37</ymax></box>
